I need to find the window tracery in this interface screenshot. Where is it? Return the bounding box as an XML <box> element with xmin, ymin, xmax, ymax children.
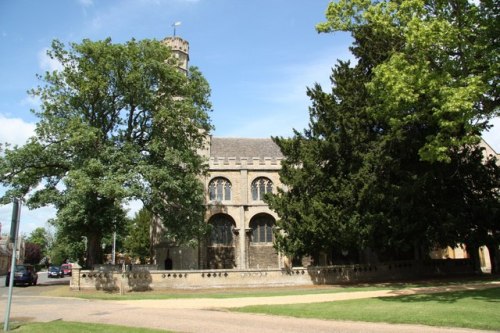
<box><xmin>251</xmin><ymin>177</ymin><xmax>273</xmax><ymax>201</ymax></box>
<box><xmin>208</xmin><ymin>177</ymin><xmax>231</xmax><ymax>201</ymax></box>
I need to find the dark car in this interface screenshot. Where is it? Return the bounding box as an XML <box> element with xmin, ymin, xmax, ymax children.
<box><xmin>5</xmin><ymin>264</ymin><xmax>38</xmax><ymax>286</ymax></box>
<box><xmin>61</xmin><ymin>263</ymin><xmax>72</xmax><ymax>276</ymax></box>
<box><xmin>48</xmin><ymin>266</ymin><xmax>64</xmax><ymax>278</ymax></box>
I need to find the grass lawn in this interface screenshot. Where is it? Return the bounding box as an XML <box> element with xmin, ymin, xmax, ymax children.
<box><xmin>4</xmin><ymin>321</ymin><xmax>169</xmax><ymax>333</ymax></box>
<box><xmin>41</xmin><ymin>276</ymin><xmax>498</xmax><ymax>301</ymax></box>
<box><xmin>41</xmin><ymin>284</ymin><xmax>388</xmax><ymax>300</ymax></box>
<box><xmin>233</xmin><ymin>287</ymin><xmax>500</xmax><ymax>331</ymax></box>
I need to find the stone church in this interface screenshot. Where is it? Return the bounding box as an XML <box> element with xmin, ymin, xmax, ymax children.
<box><xmin>152</xmin><ymin>135</ymin><xmax>285</xmax><ymax>270</ymax></box>
<box><xmin>151</xmin><ymin>36</ymin><xmax>498</xmax><ymax>272</ymax></box>
<box><xmin>151</xmin><ymin>36</ymin><xmax>285</xmax><ymax>270</ymax></box>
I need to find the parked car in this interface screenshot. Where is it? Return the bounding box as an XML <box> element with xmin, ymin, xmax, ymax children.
<box><xmin>48</xmin><ymin>266</ymin><xmax>64</xmax><ymax>278</ymax></box>
<box><xmin>5</xmin><ymin>264</ymin><xmax>38</xmax><ymax>286</ymax></box>
<box><xmin>61</xmin><ymin>263</ymin><xmax>72</xmax><ymax>276</ymax></box>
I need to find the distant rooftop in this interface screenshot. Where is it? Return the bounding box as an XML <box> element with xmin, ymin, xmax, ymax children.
<box><xmin>210</xmin><ymin>137</ymin><xmax>283</xmax><ymax>160</ymax></box>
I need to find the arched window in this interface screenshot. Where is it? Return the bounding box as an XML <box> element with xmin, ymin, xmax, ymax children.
<box><xmin>251</xmin><ymin>177</ymin><xmax>273</xmax><ymax>201</ymax></box>
<box><xmin>208</xmin><ymin>177</ymin><xmax>231</xmax><ymax>201</ymax></box>
<box><xmin>209</xmin><ymin>214</ymin><xmax>234</xmax><ymax>245</ymax></box>
<box><xmin>250</xmin><ymin>214</ymin><xmax>274</xmax><ymax>243</ymax></box>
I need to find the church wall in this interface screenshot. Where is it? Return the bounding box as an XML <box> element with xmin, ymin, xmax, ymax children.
<box><xmin>248</xmin><ymin>244</ymin><xmax>279</xmax><ymax>269</ymax></box>
<box><xmin>203</xmin><ymin>160</ymin><xmax>283</xmax><ymax>269</ymax></box>
<box><xmin>207</xmin><ymin>246</ymin><xmax>236</xmax><ymax>269</ymax></box>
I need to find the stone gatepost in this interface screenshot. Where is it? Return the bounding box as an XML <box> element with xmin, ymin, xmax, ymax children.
<box><xmin>70</xmin><ymin>263</ymin><xmax>81</xmax><ymax>290</ymax></box>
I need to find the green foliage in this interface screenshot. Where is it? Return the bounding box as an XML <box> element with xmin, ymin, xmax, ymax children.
<box><xmin>124</xmin><ymin>208</ymin><xmax>152</xmax><ymax>264</ymax></box>
<box><xmin>48</xmin><ymin>229</ymin><xmax>86</xmax><ymax>266</ymax></box>
<box><xmin>26</xmin><ymin>227</ymin><xmax>50</xmax><ymax>255</ymax></box>
<box><xmin>268</xmin><ymin>62</ymin><xmax>381</xmax><ymax>258</ymax></box>
<box><xmin>318</xmin><ymin>0</ymin><xmax>499</xmax><ymax>163</ymax></box>
<box><xmin>14</xmin><ymin>321</ymin><xmax>168</xmax><ymax>333</ymax></box>
<box><xmin>0</xmin><ymin>38</ymin><xmax>213</xmax><ymax>268</ymax></box>
<box><xmin>268</xmin><ymin>0</ymin><xmax>500</xmax><ymax>263</ymax></box>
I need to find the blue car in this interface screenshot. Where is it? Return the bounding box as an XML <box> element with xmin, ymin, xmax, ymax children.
<box><xmin>48</xmin><ymin>266</ymin><xmax>64</xmax><ymax>278</ymax></box>
<box><xmin>5</xmin><ymin>264</ymin><xmax>38</xmax><ymax>286</ymax></box>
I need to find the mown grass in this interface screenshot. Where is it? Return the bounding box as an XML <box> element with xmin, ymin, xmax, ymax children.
<box><xmin>233</xmin><ymin>287</ymin><xmax>500</xmax><ymax>331</ymax></box>
<box><xmin>41</xmin><ymin>276</ymin><xmax>498</xmax><ymax>300</ymax></box>
<box><xmin>4</xmin><ymin>320</ymin><xmax>169</xmax><ymax>333</ymax></box>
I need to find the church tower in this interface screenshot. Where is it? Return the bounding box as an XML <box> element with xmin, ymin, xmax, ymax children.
<box><xmin>162</xmin><ymin>36</ymin><xmax>189</xmax><ymax>75</ymax></box>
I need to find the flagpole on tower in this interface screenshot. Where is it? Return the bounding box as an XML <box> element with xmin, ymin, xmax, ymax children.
<box><xmin>172</xmin><ymin>21</ymin><xmax>181</xmax><ymax>36</ymax></box>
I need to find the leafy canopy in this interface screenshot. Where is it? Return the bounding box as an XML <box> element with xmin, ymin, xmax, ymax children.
<box><xmin>0</xmin><ymin>37</ymin><xmax>213</xmax><ymax>267</ymax></box>
<box><xmin>268</xmin><ymin>0</ymin><xmax>500</xmax><ymax>263</ymax></box>
<box><xmin>318</xmin><ymin>0</ymin><xmax>499</xmax><ymax>163</ymax></box>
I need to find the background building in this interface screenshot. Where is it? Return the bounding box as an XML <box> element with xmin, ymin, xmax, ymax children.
<box><xmin>152</xmin><ymin>136</ymin><xmax>284</xmax><ymax>270</ymax></box>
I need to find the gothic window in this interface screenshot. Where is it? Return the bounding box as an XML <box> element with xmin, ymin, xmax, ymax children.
<box><xmin>251</xmin><ymin>177</ymin><xmax>273</xmax><ymax>201</ymax></box>
<box><xmin>208</xmin><ymin>177</ymin><xmax>231</xmax><ymax>201</ymax></box>
<box><xmin>250</xmin><ymin>214</ymin><xmax>274</xmax><ymax>243</ymax></box>
<box><xmin>209</xmin><ymin>214</ymin><xmax>234</xmax><ymax>245</ymax></box>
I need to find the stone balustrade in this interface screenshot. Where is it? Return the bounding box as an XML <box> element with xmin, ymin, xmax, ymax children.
<box><xmin>70</xmin><ymin>259</ymin><xmax>474</xmax><ymax>292</ymax></box>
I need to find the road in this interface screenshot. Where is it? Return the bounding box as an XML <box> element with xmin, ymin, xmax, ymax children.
<box><xmin>0</xmin><ymin>275</ymin><xmax>496</xmax><ymax>333</ymax></box>
<box><xmin>0</xmin><ymin>271</ymin><xmax>71</xmax><ymax>296</ymax></box>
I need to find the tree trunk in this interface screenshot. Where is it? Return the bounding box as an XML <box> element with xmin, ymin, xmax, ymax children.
<box><xmin>466</xmin><ymin>243</ymin><xmax>482</xmax><ymax>274</ymax></box>
<box><xmin>486</xmin><ymin>243</ymin><xmax>499</xmax><ymax>275</ymax></box>
<box><xmin>86</xmin><ymin>233</ymin><xmax>102</xmax><ymax>269</ymax></box>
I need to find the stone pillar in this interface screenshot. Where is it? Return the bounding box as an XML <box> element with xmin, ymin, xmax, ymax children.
<box><xmin>70</xmin><ymin>263</ymin><xmax>81</xmax><ymax>291</ymax></box>
<box><xmin>239</xmin><ymin>207</ymin><xmax>247</xmax><ymax>269</ymax></box>
<box><xmin>239</xmin><ymin>169</ymin><xmax>248</xmax><ymax>269</ymax></box>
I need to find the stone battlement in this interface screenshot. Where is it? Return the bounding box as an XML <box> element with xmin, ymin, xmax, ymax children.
<box><xmin>209</xmin><ymin>156</ymin><xmax>283</xmax><ymax>167</ymax></box>
<box><xmin>162</xmin><ymin>36</ymin><xmax>189</xmax><ymax>54</ymax></box>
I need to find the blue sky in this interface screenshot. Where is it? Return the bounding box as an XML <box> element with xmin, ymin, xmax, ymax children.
<box><xmin>0</xmin><ymin>0</ymin><xmax>498</xmax><ymax>236</ymax></box>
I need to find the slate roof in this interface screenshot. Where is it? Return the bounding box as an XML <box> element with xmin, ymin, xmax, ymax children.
<box><xmin>210</xmin><ymin>137</ymin><xmax>283</xmax><ymax>160</ymax></box>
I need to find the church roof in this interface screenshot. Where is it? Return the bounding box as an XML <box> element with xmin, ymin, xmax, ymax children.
<box><xmin>210</xmin><ymin>137</ymin><xmax>283</xmax><ymax>160</ymax></box>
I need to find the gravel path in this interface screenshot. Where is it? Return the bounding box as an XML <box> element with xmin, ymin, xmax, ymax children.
<box><xmin>1</xmin><ymin>281</ymin><xmax>498</xmax><ymax>333</ymax></box>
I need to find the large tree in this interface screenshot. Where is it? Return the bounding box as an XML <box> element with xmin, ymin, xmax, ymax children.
<box><xmin>268</xmin><ymin>62</ymin><xmax>382</xmax><ymax>262</ymax></box>
<box><xmin>318</xmin><ymin>0</ymin><xmax>499</xmax><ymax>162</ymax></box>
<box><xmin>124</xmin><ymin>208</ymin><xmax>152</xmax><ymax>264</ymax></box>
<box><xmin>26</xmin><ymin>227</ymin><xmax>50</xmax><ymax>256</ymax></box>
<box><xmin>268</xmin><ymin>0</ymin><xmax>500</xmax><ymax>268</ymax></box>
<box><xmin>0</xmin><ymin>38</ymin><xmax>212</xmax><ymax>268</ymax></box>
<box><xmin>318</xmin><ymin>0</ymin><xmax>500</xmax><ymax>269</ymax></box>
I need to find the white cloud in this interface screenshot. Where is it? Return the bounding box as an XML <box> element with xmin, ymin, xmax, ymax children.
<box><xmin>20</xmin><ymin>95</ymin><xmax>41</xmax><ymax>108</ymax></box>
<box><xmin>38</xmin><ymin>47</ymin><xmax>63</xmax><ymax>72</ymax></box>
<box><xmin>0</xmin><ymin>202</ymin><xmax>56</xmax><ymax>236</ymax></box>
<box><xmin>78</xmin><ymin>0</ymin><xmax>94</xmax><ymax>7</ymax></box>
<box><xmin>0</xmin><ymin>114</ymin><xmax>35</xmax><ymax>147</ymax></box>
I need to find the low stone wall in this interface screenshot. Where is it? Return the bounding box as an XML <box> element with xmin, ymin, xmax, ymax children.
<box><xmin>70</xmin><ymin>259</ymin><xmax>474</xmax><ymax>292</ymax></box>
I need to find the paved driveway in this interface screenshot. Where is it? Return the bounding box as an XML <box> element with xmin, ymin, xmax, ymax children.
<box><xmin>0</xmin><ymin>279</ymin><xmax>497</xmax><ymax>333</ymax></box>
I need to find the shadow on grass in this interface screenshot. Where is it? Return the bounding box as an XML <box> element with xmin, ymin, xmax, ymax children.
<box><xmin>337</xmin><ymin>275</ymin><xmax>499</xmax><ymax>291</ymax></box>
<box><xmin>380</xmin><ymin>287</ymin><xmax>500</xmax><ymax>304</ymax></box>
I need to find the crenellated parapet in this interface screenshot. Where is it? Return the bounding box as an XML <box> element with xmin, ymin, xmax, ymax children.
<box><xmin>162</xmin><ymin>36</ymin><xmax>189</xmax><ymax>74</ymax></box>
<box><xmin>209</xmin><ymin>156</ymin><xmax>283</xmax><ymax>169</ymax></box>
<box><xmin>162</xmin><ymin>36</ymin><xmax>189</xmax><ymax>54</ymax></box>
